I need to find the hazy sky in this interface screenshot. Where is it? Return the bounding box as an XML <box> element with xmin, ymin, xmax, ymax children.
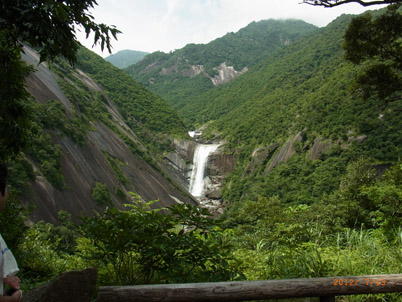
<box><xmin>77</xmin><ymin>0</ymin><xmax>383</xmax><ymax>57</ymax></box>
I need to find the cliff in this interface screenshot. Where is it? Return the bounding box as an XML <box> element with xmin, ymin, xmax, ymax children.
<box><xmin>19</xmin><ymin>46</ymin><xmax>196</xmax><ymax>223</ymax></box>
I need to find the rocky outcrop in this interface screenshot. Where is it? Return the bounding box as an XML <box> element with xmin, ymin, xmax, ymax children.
<box><xmin>349</xmin><ymin>135</ymin><xmax>368</xmax><ymax>144</ymax></box>
<box><xmin>309</xmin><ymin>138</ymin><xmax>332</xmax><ymax>160</ymax></box>
<box><xmin>202</xmin><ymin>144</ymin><xmax>235</xmax><ymax>215</ymax></box>
<box><xmin>181</xmin><ymin>65</ymin><xmax>205</xmax><ymax>78</ymax></box>
<box><xmin>264</xmin><ymin>132</ymin><xmax>303</xmax><ymax>174</ymax></box>
<box><xmin>246</xmin><ymin>143</ymin><xmax>280</xmax><ymax>174</ymax></box>
<box><xmin>253</xmin><ymin>131</ymin><xmax>369</xmax><ymax>175</ymax></box>
<box><xmin>159</xmin><ymin>64</ymin><xmax>179</xmax><ymax>75</ymax></box>
<box><xmin>23</xmin><ymin>268</ymin><xmax>97</xmax><ymax>302</ymax></box>
<box><xmin>206</xmin><ymin>145</ymin><xmax>236</xmax><ymax>177</ymax></box>
<box><xmin>205</xmin><ymin>189</ymin><xmax>222</xmax><ymax>200</ymax></box>
<box><xmin>210</xmin><ymin>63</ymin><xmax>248</xmax><ymax>86</ymax></box>
<box><xmin>142</xmin><ymin>60</ymin><xmax>165</xmax><ymax>74</ymax></box>
<box><xmin>165</xmin><ymin>139</ymin><xmax>234</xmax><ymax>215</ymax></box>
<box><xmin>156</xmin><ymin>62</ymin><xmax>248</xmax><ymax>86</ymax></box>
<box><xmin>164</xmin><ymin>139</ymin><xmax>197</xmax><ymax>189</ymax></box>
<box><xmin>23</xmin><ymin>47</ymin><xmax>74</xmax><ymax>114</ymax></box>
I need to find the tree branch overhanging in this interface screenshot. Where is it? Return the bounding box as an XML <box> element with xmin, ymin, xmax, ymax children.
<box><xmin>302</xmin><ymin>0</ymin><xmax>402</xmax><ymax>7</ymax></box>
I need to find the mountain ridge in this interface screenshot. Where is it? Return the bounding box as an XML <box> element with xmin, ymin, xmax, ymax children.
<box><xmin>104</xmin><ymin>49</ymin><xmax>148</xmax><ymax>69</ymax></box>
<box><xmin>125</xmin><ymin>19</ymin><xmax>317</xmax><ymax>113</ymax></box>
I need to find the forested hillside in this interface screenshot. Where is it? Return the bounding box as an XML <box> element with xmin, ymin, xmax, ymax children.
<box><xmin>125</xmin><ymin>19</ymin><xmax>317</xmax><ymax>112</ymax></box>
<box><xmin>179</xmin><ymin>14</ymin><xmax>401</xmax><ymax>207</ymax></box>
<box><xmin>75</xmin><ymin>47</ymin><xmax>187</xmax><ymax>151</ymax></box>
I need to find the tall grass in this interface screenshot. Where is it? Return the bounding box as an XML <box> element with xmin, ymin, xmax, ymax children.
<box><xmin>233</xmin><ymin>227</ymin><xmax>402</xmax><ymax>301</ymax></box>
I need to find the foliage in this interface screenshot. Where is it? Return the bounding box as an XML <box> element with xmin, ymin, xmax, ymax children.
<box><xmin>181</xmin><ymin>15</ymin><xmax>351</xmax><ymax>127</ymax></box>
<box><xmin>91</xmin><ymin>182</ymin><xmax>112</xmax><ymax>206</ymax></box>
<box><xmin>0</xmin><ymin>32</ymin><xmax>34</xmax><ymax>161</ymax></box>
<box><xmin>29</xmin><ymin>126</ymin><xmax>65</xmax><ymax>189</ymax></box>
<box><xmin>1</xmin><ymin>98</ymin><xmax>67</xmax><ymax>189</ymax></box>
<box><xmin>18</xmin><ymin>224</ymin><xmax>71</xmax><ymax>281</ymax></box>
<box><xmin>3</xmin><ymin>162</ymin><xmax>402</xmax><ymax>302</ymax></box>
<box><xmin>79</xmin><ymin>194</ymin><xmax>236</xmax><ymax>285</ymax></box>
<box><xmin>36</xmin><ymin>99</ymin><xmax>88</xmax><ymax>146</ymax></box>
<box><xmin>0</xmin><ymin>0</ymin><xmax>120</xmax><ymax>64</ymax></box>
<box><xmin>1</xmin><ymin>5</ymin><xmax>402</xmax><ymax>300</ymax></box>
<box><xmin>0</xmin><ymin>190</ymin><xmax>31</xmax><ymax>250</ymax></box>
<box><xmin>225</xmin><ymin>161</ymin><xmax>402</xmax><ymax>301</ymax></box>
<box><xmin>360</xmin><ymin>162</ymin><xmax>402</xmax><ymax>233</ymax></box>
<box><xmin>17</xmin><ymin>220</ymin><xmax>86</xmax><ymax>289</ymax></box>
<box><xmin>0</xmin><ymin>0</ymin><xmax>119</xmax><ymax>161</ymax></box>
<box><xmin>6</xmin><ymin>155</ymin><xmax>35</xmax><ymax>195</ymax></box>
<box><xmin>103</xmin><ymin>152</ymin><xmax>128</xmax><ymax>185</ymax></box>
<box><xmin>343</xmin><ymin>4</ymin><xmax>402</xmax><ymax>104</ymax></box>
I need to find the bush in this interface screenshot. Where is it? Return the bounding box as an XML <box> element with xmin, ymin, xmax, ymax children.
<box><xmin>91</xmin><ymin>182</ymin><xmax>112</xmax><ymax>206</ymax></box>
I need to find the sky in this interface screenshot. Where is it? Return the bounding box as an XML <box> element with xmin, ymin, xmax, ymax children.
<box><xmin>77</xmin><ymin>0</ymin><xmax>385</xmax><ymax>57</ymax></box>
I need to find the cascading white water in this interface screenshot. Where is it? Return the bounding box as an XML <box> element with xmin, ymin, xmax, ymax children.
<box><xmin>189</xmin><ymin>144</ymin><xmax>219</xmax><ymax>198</ymax></box>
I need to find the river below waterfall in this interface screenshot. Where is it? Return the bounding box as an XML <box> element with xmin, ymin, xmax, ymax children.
<box><xmin>189</xmin><ymin>143</ymin><xmax>219</xmax><ymax>198</ymax></box>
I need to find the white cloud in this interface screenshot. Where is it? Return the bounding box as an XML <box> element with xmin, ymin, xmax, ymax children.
<box><xmin>77</xmin><ymin>0</ymin><xmax>386</xmax><ymax>57</ymax></box>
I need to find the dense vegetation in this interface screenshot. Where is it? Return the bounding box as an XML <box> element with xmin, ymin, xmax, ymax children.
<box><xmin>1</xmin><ymin>160</ymin><xmax>401</xmax><ymax>301</ymax></box>
<box><xmin>182</xmin><ymin>13</ymin><xmax>402</xmax><ymax>207</ymax></box>
<box><xmin>125</xmin><ymin>19</ymin><xmax>317</xmax><ymax>113</ymax></box>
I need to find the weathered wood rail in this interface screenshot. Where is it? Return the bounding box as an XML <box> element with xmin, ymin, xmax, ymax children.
<box><xmin>97</xmin><ymin>274</ymin><xmax>402</xmax><ymax>302</ymax></box>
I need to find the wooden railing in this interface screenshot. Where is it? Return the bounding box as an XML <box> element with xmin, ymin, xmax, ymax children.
<box><xmin>97</xmin><ymin>274</ymin><xmax>402</xmax><ymax>302</ymax></box>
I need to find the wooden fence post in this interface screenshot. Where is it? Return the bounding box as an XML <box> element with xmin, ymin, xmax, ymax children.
<box><xmin>97</xmin><ymin>274</ymin><xmax>402</xmax><ymax>302</ymax></box>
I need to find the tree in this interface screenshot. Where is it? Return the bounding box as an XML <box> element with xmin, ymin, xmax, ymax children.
<box><xmin>0</xmin><ymin>0</ymin><xmax>120</xmax><ymax>161</ymax></box>
<box><xmin>303</xmin><ymin>0</ymin><xmax>402</xmax><ymax>7</ymax></box>
<box><xmin>0</xmin><ymin>0</ymin><xmax>120</xmax><ymax>63</ymax></box>
<box><xmin>79</xmin><ymin>195</ymin><xmax>235</xmax><ymax>285</ymax></box>
<box><xmin>304</xmin><ymin>0</ymin><xmax>402</xmax><ymax>107</ymax></box>
<box><xmin>343</xmin><ymin>4</ymin><xmax>402</xmax><ymax>105</ymax></box>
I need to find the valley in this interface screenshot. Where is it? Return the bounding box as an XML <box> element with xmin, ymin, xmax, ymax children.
<box><xmin>1</xmin><ymin>2</ymin><xmax>402</xmax><ymax>300</ymax></box>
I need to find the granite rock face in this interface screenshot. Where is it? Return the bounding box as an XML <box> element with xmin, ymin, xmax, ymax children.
<box><xmin>210</xmin><ymin>63</ymin><xmax>248</xmax><ymax>86</ymax></box>
<box><xmin>264</xmin><ymin>132</ymin><xmax>303</xmax><ymax>174</ymax></box>
<box><xmin>309</xmin><ymin>138</ymin><xmax>332</xmax><ymax>160</ymax></box>
<box><xmin>206</xmin><ymin>145</ymin><xmax>236</xmax><ymax>177</ymax></box>
<box><xmin>164</xmin><ymin>139</ymin><xmax>198</xmax><ymax>189</ymax></box>
<box><xmin>246</xmin><ymin>143</ymin><xmax>280</xmax><ymax>174</ymax></box>
<box><xmin>21</xmin><ymin>46</ymin><xmax>196</xmax><ymax>223</ymax></box>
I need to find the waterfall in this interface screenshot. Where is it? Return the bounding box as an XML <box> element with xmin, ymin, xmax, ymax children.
<box><xmin>189</xmin><ymin>144</ymin><xmax>219</xmax><ymax>198</ymax></box>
